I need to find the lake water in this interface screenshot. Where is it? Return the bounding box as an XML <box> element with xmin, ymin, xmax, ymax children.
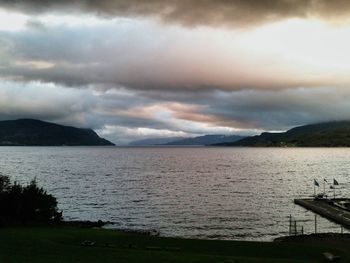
<box><xmin>0</xmin><ymin>146</ymin><xmax>349</xmax><ymax>241</ymax></box>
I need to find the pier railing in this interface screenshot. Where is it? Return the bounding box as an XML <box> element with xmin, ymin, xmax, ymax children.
<box><xmin>295</xmin><ymin>198</ymin><xmax>350</xmax><ymax>233</ymax></box>
<box><xmin>289</xmin><ymin>215</ymin><xmax>304</xmax><ymax>236</ymax></box>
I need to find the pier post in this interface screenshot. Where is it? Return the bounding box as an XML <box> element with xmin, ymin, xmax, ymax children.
<box><xmin>341</xmin><ymin>214</ymin><xmax>344</xmax><ymax>235</ymax></box>
<box><xmin>314</xmin><ymin>214</ymin><xmax>317</xmax><ymax>234</ymax></box>
<box><xmin>314</xmin><ymin>183</ymin><xmax>316</xmax><ymax>196</ymax></box>
<box><xmin>289</xmin><ymin>215</ymin><xmax>292</xmax><ymax>235</ymax></box>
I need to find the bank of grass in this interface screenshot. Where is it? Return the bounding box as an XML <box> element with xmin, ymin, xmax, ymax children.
<box><xmin>0</xmin><ymin>227</ymin><xmax>347</xmax><ymax>262</ymax></box>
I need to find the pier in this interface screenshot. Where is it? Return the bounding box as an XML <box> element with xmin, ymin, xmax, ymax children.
<box><xmin>294</xmin><ymin>198</ymin><xmax>350</xmax><ymax>228</ymax></box>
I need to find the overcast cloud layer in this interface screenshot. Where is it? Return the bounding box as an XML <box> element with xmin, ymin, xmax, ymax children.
<box><xmin>1</xmin><ymin>1</ymin><xmax>350</xmax><ymax>144</ymax></box>
<box><xmin>3</xmin><ymin>0</ymin><xmax>350</xmax><ymax>27</ymax></box>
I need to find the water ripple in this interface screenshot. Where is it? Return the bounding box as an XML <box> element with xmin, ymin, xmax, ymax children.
<box><xmin>0</xmin><ymin>146</ymin><xmax>349</xmax><ymax>241</ymax></box>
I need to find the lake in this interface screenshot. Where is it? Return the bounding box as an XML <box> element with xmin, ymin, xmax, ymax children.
<box><xmin>0</xmin><ymin>146</ymin><xmax>349</xmax><ymax>240</ymax></box>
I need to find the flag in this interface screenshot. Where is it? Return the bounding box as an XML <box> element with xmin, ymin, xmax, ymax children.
<box><xmin>324</xmin><ymin>179</ymin><xmax>327</xmax><ymax>183</ymax></box>
<box><xmin>314</xmin><ymin>179</ymin><xmax>319</xmax><ymax>187</ymax></box>
<box><xmin>334</xmin><ymin>179</ymin><xmax>339</xmax><ymax>185</ymax></box>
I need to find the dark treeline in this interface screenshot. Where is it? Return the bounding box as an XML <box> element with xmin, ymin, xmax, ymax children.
<box><xmin>0</xmin><ymin>175</ymin><xmax>62</xmax><ymax>226</ymax></box>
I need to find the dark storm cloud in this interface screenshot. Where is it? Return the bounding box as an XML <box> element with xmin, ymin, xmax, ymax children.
<box><xmin>1</xmin><ymin>0</ymin><xmax>350</xmax><ymax>27</ymax></box>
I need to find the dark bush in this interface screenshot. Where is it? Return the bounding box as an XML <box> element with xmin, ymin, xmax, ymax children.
<box><xmin>0</xmin><ymin>175</ymin><xmax>62</xmax><ymax>226</ymax></box>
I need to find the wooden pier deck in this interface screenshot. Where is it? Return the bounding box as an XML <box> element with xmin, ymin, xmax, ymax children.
<box><xmin>294</xmin><ymin>198</ymin><xmax>350</xmax><ymax>228</ymax></box>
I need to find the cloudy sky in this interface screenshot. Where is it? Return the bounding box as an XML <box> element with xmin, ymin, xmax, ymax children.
<box><xmin>1</xmin><ymin>1</ymin><xmax>350</xmax><ymax>144</ymax></box>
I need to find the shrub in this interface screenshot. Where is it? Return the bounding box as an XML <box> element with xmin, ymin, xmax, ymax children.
<box><xmin>0</xmin><ymin>175</ymin><xmax>62</xmax><ymax>226</ymax></box>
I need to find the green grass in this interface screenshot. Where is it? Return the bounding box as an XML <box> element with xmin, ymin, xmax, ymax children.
<box><xmin>0</xmin><ymin>226</ymin><xmax>345</xmax><ymax>262</ymax></box>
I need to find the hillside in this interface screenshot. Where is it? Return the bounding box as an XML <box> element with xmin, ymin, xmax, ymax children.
<box><xmin>166</xmin><ymin>134</ymin><xmax>245</xmax><ymax>146</ymax></box>
<box><xmin>216</xmin><ymin>121</ymin><xmax>350</xmax><ymax>147</ymax></box>
<box><xmin>0</xmin><ymin>119</ymin><xmax>114</xmax><ymax>146</ymax></box>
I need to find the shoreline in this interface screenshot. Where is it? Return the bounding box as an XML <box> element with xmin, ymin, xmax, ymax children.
<box><xmin>59</xmin><ymin>220</ymin><xmax>161</xmax><ymax>236</ymax></box>
<box><xmin>61</xmin><ymin>220</ymin><xmax>350</xmax><ymax>242</ymax></box>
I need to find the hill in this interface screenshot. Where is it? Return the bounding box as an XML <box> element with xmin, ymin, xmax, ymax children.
<box><xmin>0</xmin><ymin>119</ymin><xmax>114</xmax><ymax>146</ymax></box>
<box><xmin>216</xmin><ymin>121</ymin><xmax>350</xmax><ymax>147</ymax></box>
<box><xmin>166</xmin><ymin>134</ymin><xmax>245</xmax><ymax>146</ymax></box>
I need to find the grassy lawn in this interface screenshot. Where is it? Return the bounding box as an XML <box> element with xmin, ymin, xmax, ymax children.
<box><xmin>0</xmin><ymin>226</ymin><xmax>346</xmax><ymax>262</ymax></box>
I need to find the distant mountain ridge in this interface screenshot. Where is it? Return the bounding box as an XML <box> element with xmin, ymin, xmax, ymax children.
<box><xmin>128</xmin><ymin>134</ymin><xmax>245</xmax><ymax>146</ymax></box>
<box><xmin>0</xmin><ymin>119</ymin><xmax>114</xmax><ymax>146</ymax></box>
<box><xmin>128</xmin><ymin>137</ymin><xmax>188</xmax><ymax>146</ymax></box>
<box><xmin>216</xmin><ymin>121</ymin><xmax>350</xmax><ymax>147</ymax></box>
<box><xmin>165</xmin><ymin>134</ymin><xmax>245</xmax><ymax>146</ymax></box>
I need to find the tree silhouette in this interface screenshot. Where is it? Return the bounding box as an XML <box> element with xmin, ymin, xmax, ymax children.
<box><xmin>0</xmin><ymin>175</ymin><xmax>62</xmax><ymax>226</ymax></box>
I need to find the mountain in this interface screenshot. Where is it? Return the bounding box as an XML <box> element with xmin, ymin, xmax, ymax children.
<box><xmin>0</xmin><ymin>119</ymin><xmax>114</xmax><ymax>146</ymax></box>
<box><xmin>216</xmin><ymin>121</ymin><xmax>350</xmax><ymax>147</ymax></box>
<box><xmin>166</xmin><ymin>134</ymin><xmax>245</xmax><ymax>146</ymax></box>
<box><xmin>128</xmin><ymin>137</ymin><xmax>187</xmax><ymax>146</ymax></box>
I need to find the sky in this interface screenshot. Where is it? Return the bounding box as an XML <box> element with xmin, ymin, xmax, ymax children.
<box><xmin>1</xmin><ymin>1</ymin><xmax>350</xmax><ymax>144</ymax></box>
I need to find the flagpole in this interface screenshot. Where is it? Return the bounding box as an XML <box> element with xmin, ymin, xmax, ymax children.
<box><xmin>323</xmin><ymin>179</ymin><xmax>325</xmax><ymax>196</ymax></box>
<box><xmin>313</xmin><ymin>179</ymin><xmax>320</xmax><ymax>197</ymax></box>
<box><xmin>314</xmin><ymin>181</ymin><xmax>316</xmax><ymax>196</ymax></box>
<box><xmin>333</xmin><ymin>179</ymin><xmax>339</xmax><ymax>200</ymax></box>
